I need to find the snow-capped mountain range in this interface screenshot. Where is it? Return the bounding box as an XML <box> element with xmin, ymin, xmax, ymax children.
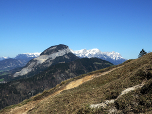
<box><xmin>70</xmin><ymin>49</ymin><xmax>124</xmax><ymax>60</ymax></box>
<box><xmin>15</xmin><ymin>53</ymin><xmax>41</xmax><ymax>60</ymax></box>
<box><xmin>70</xmin><ymin>49</ymin><xmax>127</xmax><ymax>65</ymax></box>
<box><xmin>0</xmin><ymin>53</ymin><xmax>40</xmax><ymax>61</ymax></box>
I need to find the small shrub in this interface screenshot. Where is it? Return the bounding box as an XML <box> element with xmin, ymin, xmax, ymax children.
<box><xmin>105</xmin><ymin>90</ymin><xmax>119</xmax><ymax>100</ymax></box>
<box><xmin>140</xmin><ymin>79</ymin><xmax>152</xmax><ymax>94</ymax></box>
<box><xmin>135</xmin><ymin>69</ymin><xmax>146</xmax><ymax>78</ymax></box>
<box><xmin>77</xmin><ymin>105</ymin><xmax>105</xmax><ymax>114</ymax></box>
<box><xmin>130</xmin><ymin>69</ymin><xmax>152</xmax><ymax>83</ymax></box>
<box><xmin>33</xmin><ymin>90</ymin><xmax>49</xmax><ymax>101</ymax></box>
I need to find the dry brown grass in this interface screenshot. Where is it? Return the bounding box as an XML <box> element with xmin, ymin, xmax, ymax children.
<box><xmin>1</xmin><ymin>53</ymin><xmax>152</xmax><ymax>114</ymax></box>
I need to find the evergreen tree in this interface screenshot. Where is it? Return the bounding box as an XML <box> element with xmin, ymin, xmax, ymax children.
<box><xmin>138</xmin><ymin>49</ymin><xmax>147</xmax><ymax>58</ymax></box>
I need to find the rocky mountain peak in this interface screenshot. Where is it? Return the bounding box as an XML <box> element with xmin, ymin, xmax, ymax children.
<box><xmin>13</xmin><ymin>44</ymin><xmax>78</xmax><ymax>77</ymax></box>
<box><xmin>40</xmin><ymin>44</ymin><xmax>68</xmax><ymax>55</ymax></box>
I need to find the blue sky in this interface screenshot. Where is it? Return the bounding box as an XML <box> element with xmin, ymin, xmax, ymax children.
<box><xmin>0</xmin><ymin>0</ymin><xmax>152</xmax><ymax>59</ymax></box>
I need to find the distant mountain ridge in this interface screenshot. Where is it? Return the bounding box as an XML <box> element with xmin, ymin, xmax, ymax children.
<box><xmin>0</xmin><ymin>53</ymin><xmax>41</xmax><ymax>71</ymax></box>
<box><xmin>15</xmin><ymin>53</ymin><xmax>40</xmax><ymax>59</ymax></box>
<box><xmin>71</xmin><ymin>48</ymin><xmax>127</xmax><ymax>65</ymax></box>
<box><xmin>0</xmin><ymin>58</ymin><xmax>25</xmax><ymax>71</ymax></box>
<box><xmin>0</xmin><ymin>57</ymin><xmax>9</xmax><ymax>61</ymax></box>
<box><xmin>0</xmin><ymin>53</ymin><xmax>40</xmax><ymax>61</ymax></box>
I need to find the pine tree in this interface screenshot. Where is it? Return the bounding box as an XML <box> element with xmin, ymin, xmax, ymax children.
<box><xmin>138</xmin><ymin>49</ymin><xmax>147</xmax><ymax>58</ymax></box>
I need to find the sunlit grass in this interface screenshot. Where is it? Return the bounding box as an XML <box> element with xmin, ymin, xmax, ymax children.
<box><xmin>1</xmin><ymin>53</ymin><xmax>152</xmax><ymax>113</ymax></box>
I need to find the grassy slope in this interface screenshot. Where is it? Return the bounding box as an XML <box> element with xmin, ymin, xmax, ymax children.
<box><xmin>0</xmin><ymin>58</ymin><xmax>113</xmax><ymax>110</ymax></box>
<box><xmin>1</xmin><ymin>53</ymin><xmax>152</xmax><ymax>114</ymax></box>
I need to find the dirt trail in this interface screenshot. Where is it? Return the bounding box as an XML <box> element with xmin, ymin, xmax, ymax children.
<box><xmin>6</xmin><ymin>66</ymin><xmax>122</xmax><ymax>114</ymax></box>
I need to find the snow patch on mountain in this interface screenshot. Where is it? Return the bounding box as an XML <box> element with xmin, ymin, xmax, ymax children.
<box><xmin>22</xmin><ymin>52</ymin><xmax>41</xmax><ymax>57</ymax></box>
<box><xmin>0</xmin><ymin>57</ymin><xmax>9</xmax><ymax>61</ymax></box>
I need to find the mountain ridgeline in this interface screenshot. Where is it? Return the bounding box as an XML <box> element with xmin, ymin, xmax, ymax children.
<box><xmin>0</xmin><ymin>58</ymin><xmax>26</xmax><ymax>71</ymax></box>
<box><xmin>0</xmin><ymin>44</ymin><xmax>113</xmax><ymax>110</ymax></box>
<box><xmin>0</xmin><ymin>46</ymin><xmax>126</xmax><ymax>72</ymax></box>
<box><xmin>0</xmin><ymin>53</ymin><xmax>40</xmax><ymax>71</ymax></box>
